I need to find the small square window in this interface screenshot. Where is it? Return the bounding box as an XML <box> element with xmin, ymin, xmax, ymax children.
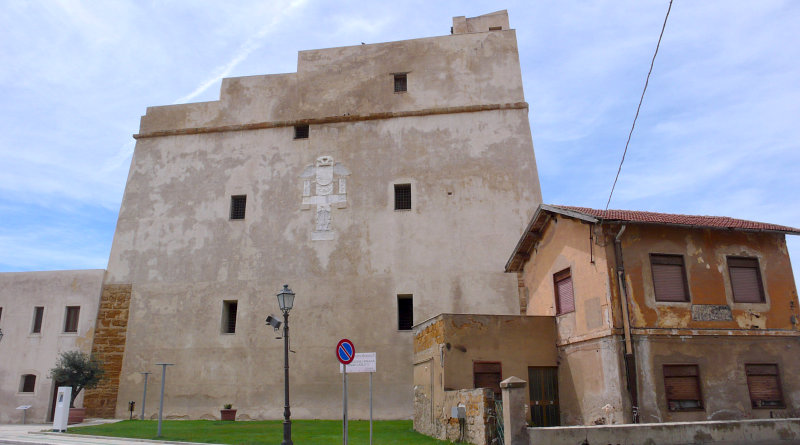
<box><xmin>394</xmin><ymin>73</ymin><xmax>407</xmax><ymax>93</ymax></box>
<box><xmin>650</xmin><ymin>254</ymin><xmax>690</xmax><ymax>302</ymax></box>
<box><xmin>554</xmin><ymin>268</ymin><xmax>574</xmax><ymax>315</ymax></box>
<box><xmin>488</xmin><ymin>26</ymin><xmax>503</xmax><ymax>31</ymax></box>
<box><xmin>397</xmin><ymin>295</ymin><xmax>413</xmax><ymax>330</ymax></box>
<box><xmin>294</xmin><ymin>125</ymin><xmax>309</xmax><ymax>139</ymax></box>
<box><xmin>20</xmin><ymin>374</ymin><xmax>36</xmax><ymax>393</ymax></box>
<box><xmin>32</xmin><ymin>306</ymin><xmax>44</xmax><ymax>334</ymax></box>
<box><xmin>230</xmin><ymin>195</ymin><xmax>247</xmax><ymax>220</ymax></box>
<box><xmin>727</xmin><ymin>257</ymin><xmax>765</xmax><ymax>303</ymax></box>
<box><xmin>394</xmin><ymin>184</ymin><xmax>411</xmax><ymax>210</ymax></box>
<box><xmin>222</xmin><ymin>300</ymin><xmax>238</xmax><ymax>334</ymax></box>
<box><xmin>746</xmin><ymin>364</ymin><xmax>784</xmax><ymax>408</ymax></box>
<box><xmin>663</xmin><ymin>364</ymin><xmax>703</xmax><ymax>411</ymax></box>
<box><xmin>64</xmin><ymin>306</ymin><xmax>80</xmax><ymax>333</ymax></box>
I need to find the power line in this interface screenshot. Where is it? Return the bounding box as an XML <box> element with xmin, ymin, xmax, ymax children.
<box><xmin>605</xmin><ymin>0</ymin><xmax>674</xmax><ymax>211</ymax></box>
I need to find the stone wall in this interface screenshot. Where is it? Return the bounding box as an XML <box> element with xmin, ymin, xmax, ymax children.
<box><xmin>415</xmin><ymin>386</ymin><xmax>495</xmax><ymax>445</ymax></box>
<box><xmin>83</xmin><ymin>284</ymin><xmax>132</xmax><ymax>418</ymax></box>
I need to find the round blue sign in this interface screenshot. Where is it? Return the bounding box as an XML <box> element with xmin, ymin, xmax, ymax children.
<box><xmin>337</xmin><ymin>338</ymin><xmax>355</xmax><ymax>365</ymax></box>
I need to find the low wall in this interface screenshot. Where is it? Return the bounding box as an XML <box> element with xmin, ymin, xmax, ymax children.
<box><xmin>414</xmin><ymin>386</ymin><xmax>495</xmax><ymax>445</ymax></box>
<box><xmin>528</xmin><ymin>418</ymin><xmax>800</xmax><ymax>445</ymax></box>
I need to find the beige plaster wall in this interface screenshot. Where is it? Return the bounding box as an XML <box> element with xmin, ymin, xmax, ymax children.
<box><xmin>0</xmin><ymin>270</ymin><xmax>104</xmax><ymax>423</ymax></box>
<box><xmin>106</xmin><ymin>13</ymin><xmax>541</xmax><ymax>420</ymax></box>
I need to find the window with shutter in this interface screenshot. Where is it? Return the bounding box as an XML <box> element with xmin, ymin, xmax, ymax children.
<box><xmin>474</xmin><ymin>361</ymin><xmax>502</xmax><ymax>397</ymax></box>
<box><xmin>663</xmin><ymin>364</ymin><xmax>703</xmax><ymax>411</ymax></box>
<box><xmin>746</xmin><ymin>364</ymin><xmax>784</xmax><ymax>408</ymax></box>
<box><xmin>553</xmin><ymin>268</ymin><xmax>574</xmax><ymax>315</ymax></box>
<box><xmin>64</xmin><ymin>306</ymin><xmax>80</xmax><ymax>333</ymax></box>
<box><xmin>727</xmin><ymin>257</ymin><xmax>765</xmax><ymax>303</ymax></box>
<box><xmin>650</xmin><ymin>254</ymin><xmax>690</xmax><ymax>302</ymax></box>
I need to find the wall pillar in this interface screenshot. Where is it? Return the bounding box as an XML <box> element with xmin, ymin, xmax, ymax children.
<box><xmin>501</xmin><ymin>376</ymin><xmax>528</xmax><ymax>445</ymax></box>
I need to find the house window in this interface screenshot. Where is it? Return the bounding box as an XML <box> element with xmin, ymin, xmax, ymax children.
<box><xmin>20</xmin><ymin>374</ymin><xmax>36</xmax><ymax>393</ymax></box>
<box><xmin>230</xmin><ymin>195</ymin><xmax>247</xmax><ymax>220</ymax></box>
<box><xmin>394</xmin><ymin>184</ymin><xmax>411</xmax><ymax>210</ymax></box>
<box><xmin>650</xmin><ymin>254</ymin><xmax>690</xmax><ymax>302</ymax></box>
<box><xmin>663</xmin><ymin>364</ymin><xmax>703</xmax><ymax>411</ymax></box>
<box><xmin>64</xmin><ymin>306</ymin><xmax>80</xmax><ymax>333</ymax></box>
<box><xmin>222</xmin><ymin>300</ymin><xmax>238</xmax><ymax>334</ymax></box>
<box><xmin>553</xmin><ymin>268</ymin><xmax>574</xmax><ymax>315</ymax></box>
<box><xmin>32</xmin><ymin>306</ymin><xmax>44</xmax><ymax>334</ymax></box>
<box><xmin>727</xmin><ymin>257</ymin><xmax>765</xmax><ymax>303</ymax></box>
<box><xmin>746</xmin><ymin>364</ymin><xmax>784</xmax><ymax>408</ymax></box>
<box><xmin>394</xmin><ymin>73</ymin><xmax>407</xmax><ymax>92</ymax></box>
<box><xmin>294</xmin><ymin>125</ymin><xmax>309</xmax><ymax>139</ymax></box>
<box><xmin>474</xmin><ymin>362</ymin><xmax>503</xmax><ymax>398</ymax></box>
<box><xmin>397</xmin><ymin>295</ymin><xmax>413</xmax><ymax>330</ymax></box>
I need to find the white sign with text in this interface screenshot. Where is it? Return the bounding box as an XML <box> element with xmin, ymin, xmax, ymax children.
<box><xmin>339</xmin><ymin>352</ymin><xmax>376</xmax><ymax>373</ymax></box>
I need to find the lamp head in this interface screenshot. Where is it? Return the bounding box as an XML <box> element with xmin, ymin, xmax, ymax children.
<box><xmin>276</xmin><ymin>284</ymin><xmax>295</xmax><ymax>312</ymax></box>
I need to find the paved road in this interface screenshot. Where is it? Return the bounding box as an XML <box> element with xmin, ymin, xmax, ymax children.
<box><xmin>0</xmin><ymin>421</ymin><xmax>217</xmax><ymax>445</ymax></box>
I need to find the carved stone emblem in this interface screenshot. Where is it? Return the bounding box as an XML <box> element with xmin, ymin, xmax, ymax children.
<box><xmin>691</xmin><ymin>304</ymin><xmax>733</xmax><ymax>321</ymax></box>
<box><xmin>300</xmin><ymin>156</ymin><xmax>350</xmax><ymax>240</ymax></box>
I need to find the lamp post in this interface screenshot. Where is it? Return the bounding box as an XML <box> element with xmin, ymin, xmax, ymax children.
<box><xmin>277</xmin><ymin>284</ymin><xmax>295</xmax><ymax>445</ymax></box>
<box><xmin>0</xmin><ymin>327</ymin><xmax>4</xmax><ymax>343</ymax></box>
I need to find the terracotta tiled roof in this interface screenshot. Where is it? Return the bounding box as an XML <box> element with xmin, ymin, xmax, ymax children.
<box><xmin>553</xmin><ymin>205</ymin><xmax>800</xmax><ymax>234</ymax></box>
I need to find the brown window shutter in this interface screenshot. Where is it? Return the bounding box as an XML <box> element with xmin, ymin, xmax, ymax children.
<box><xmin>746</xmin><ymin>364</ymin><xmax>783</xmax><ymax>408</ymax></box>
<box><xmin>663</xmin><ymin>365</ymin><xmax>703</xmax><ymax>410</ymax></box>
<box><xmin>554</xmin><ymin>268</ymin><xmax>574</xmax><ymax>315</ymax></box>
<box><xmin>728</xmin><ymin>257</ymin><xmax>764</xmax><ymax>303</ymax></box>
<box><xmin>651</xmin><ymin>254</ymin><xmax>689</xmax><ymax>302</ymax></box>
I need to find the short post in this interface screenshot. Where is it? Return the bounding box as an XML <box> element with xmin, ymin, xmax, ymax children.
<box><xmin>343</xmin><ymin>363</ymin><xmax>348</xmax><ymax>445</ymax></box>
<box><xmin>155</xmin><ymin>363</ymin><xmax>174</xmax><ymax>437</ymax></box>
<box><xmin>501</xmin><ymin>376</ymin><xmax>529</xmax><ymax>445</ymax></box>
<box><xmin>140</xmin><ymin>371</ymin><xmax>151</xmax><ymax>420</ymax></box>
<box><xmin>369</xmin><ymin>372</ymin><xmax>373</xmax><ymax>445</ymax></box>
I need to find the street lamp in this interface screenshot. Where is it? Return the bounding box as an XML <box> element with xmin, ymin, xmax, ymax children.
<box><xmin>277</xmin><ymin>284</ymin><xmax>295</xmax><ymax>445</ymax></box>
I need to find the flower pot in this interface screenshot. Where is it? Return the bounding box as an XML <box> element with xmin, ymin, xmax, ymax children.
<box><xmin>68</xmin><ymin>407</ymin><xmax>86</xmax><ymax>424</ymax></box>
<box><xmin>220</xmin><ymin>409</ymin><xmax>237</xmax><ymax>421</ymax></box>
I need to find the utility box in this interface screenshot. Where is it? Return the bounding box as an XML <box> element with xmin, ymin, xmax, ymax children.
<box><xmin>450</xmin><ymin>404</ymin><xmax>466</xmax><ymax>419</ymax></box>
<box><xmin>52</xmin><ymin>387</ymin><xmax>72</xmax><ymax>432</ymax></box>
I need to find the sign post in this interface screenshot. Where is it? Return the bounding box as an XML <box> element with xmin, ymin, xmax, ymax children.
<box><xmin>338</xmin><ymin>352</ymin><xmax>377</xmax><ymax>445</ymax></box>
<box><xmin>336</xmin><ymin>339</ymin><xmax>355</xmax><ymax>445</ymax></box>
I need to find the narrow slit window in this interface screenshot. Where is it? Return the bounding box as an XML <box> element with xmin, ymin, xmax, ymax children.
<box><xmin>728</xmin><ymin>257</ymin><xmax>765</xmax><ymax>303</ymax></box>
<box><xmin>230</xmin><ymin>195</ymin><xmax>247</xmax><ymax>220</ymax></box>
<box><xmin>222</xmin><ymin>300</ymin><xmax>238</xmax><ymax>334</ymax></box>
<box><xmin>397</xmin><ymin>294</ymin><xmax>413</xmax><ymax>330</ymax></box>
<box><xmin>294</xmin><ymin>125</ymin><xmax>309</xmax><ymax>139</ymax></box>
<box><xmin>32</xmin><ymin>306</ymin><xmax>44</xmax><ymax>334</ymax></box>
<box><xmin>746</xmin><ymin>364</ymin><xmax>784</xmax><ymax>408</ymax></box>
<box><xmin>394</xmin><ymin>73</ymin><xmax>407</xmax><ymax>93</ymax></box>
<box><xmin>20</xmin><ymin>374</ymin><xmax>36</xmax><ymax>393</ymax></box>
<box><xmin>651</xmin><ymin>254</ymin><xmax>690</xmax><ymax>302</ymax></box>
<box><xmin>394</xmin><ymin>184</ymin><xmax>411</xmax><ymax>210</ymax></box>
<box><xmin>64</xmin><ymin>306</ymin><xmax>80</xmax><ymax>333</ymax></box>
<box><xmin>553</xmin><ymin>268</ymin><xmax>574</xmax><ymax>315</ymax></box>
<box><xmin>663</xmin><ymin>364</ymin><xmax>703</xmax><ymax>411</ymax></box>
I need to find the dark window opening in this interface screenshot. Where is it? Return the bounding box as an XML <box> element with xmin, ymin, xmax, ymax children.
<box><xmin>398</xmin><ymin>295</ymin><xmax>413</xmax><ymax>330</ymax></box>
<box><xmin>554</xmin><ymin>268</ymin><xmax>574</xmax><ymax>315</ymax></box>
<box><xmin>20</xmin><ymin>374</ymin><xmax>36</xmax><ymax>393</ymax></box>
<box><xmin>64</xmin><ymin>306</ymin><xmax>80</xmax><ymax>333</ymax></box>
<box><xmin>489</xmin><ymin>26</ymin><xmax>503</xmax><ymax>31</ymax></box>
<box><xmin>32</xmin><ymin>306</ymin><xmax>44</xmax><ymax>334</ymax></box>
<box><xmin>394</xmin><ymin>73</ymin><xmax>407</xmax><ymax>93</ymax></box>
<box><xmin>230</xmin><ymin>195</ymin><xmax>247</xmax><ymax>220</ymax></box>
<box><xmin>222</xmin><ymin>300</ymin><xmax>238</xmax><ymax>334</ymax></box>
<box><xmin>746</xmin><ymin>364</ymin><xmax>784</xmax><ymax>408</ymax></box>
<box><xmin>651</xmin><ymin>254</ymin><xmax>690</xmax><ymax>302</ymax></box>
<box><xmin>474</xmin><ymin>361</ymin><xmax>502</xmax><ymax>398</ymax></box>
<box><xmin>728</xmin><ymin>257</ymin><xmax>765</xmax><ymax>303</ymax></box>
<box><xmin>663</xmin><ymin>364</ymin><xmax>703</xmax><ymax>411</ymax></box>
<box><xmin>294</xmin><ymin>125</ymin><xmax>309</xmax><ymax>139</ymax></box>
<box><xmin>394</xmin><ymin>184</ymin><xmax>411</xmax><ymax>210</ymax></box>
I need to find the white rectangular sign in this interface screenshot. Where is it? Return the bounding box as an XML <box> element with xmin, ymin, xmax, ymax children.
<box><xmin>339</xmin><ymin>352</ymin><xmax>376</xmax><ymax>373</ymax></box>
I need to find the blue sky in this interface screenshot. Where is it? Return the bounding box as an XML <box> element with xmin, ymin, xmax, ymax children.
<box><xmin>1</xmin><ymin>0</ymin><xmax>798</xmax><ymax>284</ymax></box>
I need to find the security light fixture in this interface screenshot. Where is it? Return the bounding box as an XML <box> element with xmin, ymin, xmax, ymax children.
<box><xmin>277</xmin><ymin>284</ymin><xmax>295</xmax><ymax>313</ymax></box>
<box><xmin>266</xmin><ymin>314</ymin><xmax>282</xmax><ymax>331</ymax></box>
<box><xmin>0</xmin><ymin>327</ymin><xmax>3</xmax><ymax>343</ymax></box>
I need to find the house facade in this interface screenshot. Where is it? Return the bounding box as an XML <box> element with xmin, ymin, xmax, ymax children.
<box><xmin>506</xmin><ymin>204</ymin><xmax>800</xmax><ymax>425</ymax></box>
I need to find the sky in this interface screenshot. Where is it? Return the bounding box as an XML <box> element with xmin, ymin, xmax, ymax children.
<box><xmin>1</xmin><ymin>0</ymin><xmax>799</xmax><ymax>283</ymax></box>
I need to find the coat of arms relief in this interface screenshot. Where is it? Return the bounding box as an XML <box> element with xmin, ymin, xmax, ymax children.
<box><xmin>300</xmin><ymin>155</ymin><xmax>351</xmax><ymax>240</ymax></box>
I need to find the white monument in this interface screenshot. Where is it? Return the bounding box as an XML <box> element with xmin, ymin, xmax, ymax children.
<box><xmin>52</xmin><ymin>386</ymin><xmax>72</xmax><ymax>432</ymax></box>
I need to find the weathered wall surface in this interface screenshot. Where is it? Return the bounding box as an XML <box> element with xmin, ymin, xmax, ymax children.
<box><xmin>528</xmin><ymin>418</ymin><xmax>800</xmax><ymax>445</ymax></box>
<box><xmin>106</xmin><ymin>12</ymin><xmax>541</xmax><ymax>420</ymax></box>
<box><xmin>415</xmin><ymin>386</ymin><xmax>496</xmax><ymax>445</ymax></box>
<box><xmin>0</xmin><ymin>270</ymin><xmax>104</xmax><ymax>423</ymax></box>
<box><xmin>83</xmin><ymin>284</ymin><xmax>132</xmax><ymax>418</ymax></box>
<box><xmin>413</xmin><ymin>313</ymin><xmax>556</xmax><ymax>433</ymax></box>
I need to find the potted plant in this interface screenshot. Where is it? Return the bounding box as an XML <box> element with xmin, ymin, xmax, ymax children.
<box><xmin>220</xmin><ymin>403</ymin><xmax>237</xmax><ymax>421</ymax></box>
<box><xmin>49</xmin><ymin>351</ymin><xmax>105</xmax><ymax>424</ymax></box>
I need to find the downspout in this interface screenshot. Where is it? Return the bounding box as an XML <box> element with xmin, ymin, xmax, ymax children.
<box><xmin>613</xmin><ymin>224</ymin><xmax>639</xmax><ymax>422</ymax></box>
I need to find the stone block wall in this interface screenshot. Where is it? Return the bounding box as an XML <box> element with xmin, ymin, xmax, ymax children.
<box><xmin>83</xmin><ymin>284</ymin><xmax>132</xmax><ymax>418</ymax></box>
<box><xmin>415</xmin><ymin>386</ymin><xmax>496</xmax><ymax>445</ymax></box>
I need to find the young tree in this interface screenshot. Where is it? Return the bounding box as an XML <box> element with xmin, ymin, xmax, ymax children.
<box><xmin>49</xmin><ymin>351</ymin><xmax>105</xmax><ymax>408</ymax></box>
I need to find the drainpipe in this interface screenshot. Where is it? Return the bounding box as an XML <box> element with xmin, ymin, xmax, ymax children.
<box><xmin>613</xmin><ymin>224</ymin><xmax>639</xmax><ymax>422</ymax></box>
